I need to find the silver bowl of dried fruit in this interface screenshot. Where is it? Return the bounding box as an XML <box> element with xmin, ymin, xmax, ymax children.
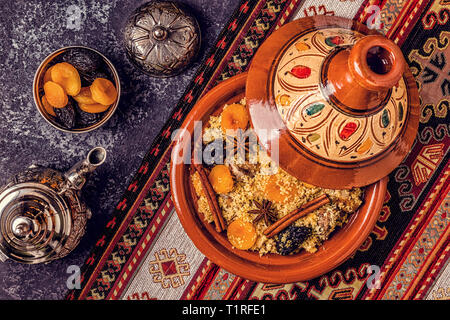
<box><xmin>33</xmin><ymin>46</ymin><xmax>121</xmax><ymax>133</ymax></box>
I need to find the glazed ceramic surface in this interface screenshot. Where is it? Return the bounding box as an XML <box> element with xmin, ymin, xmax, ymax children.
<box><xmin>273</xmin><ymin>28</ymin><xmax>408</xmax><ymax>162</ymax></box>
<box><xmin>170</xmin><ymin>73</ymin><xmax>388</xmax><ymax>283</ymax></box>
<box><xmin>247</xmin><ymin>16</ymin><xmax>419</xmax><ymax>189</ymax></box>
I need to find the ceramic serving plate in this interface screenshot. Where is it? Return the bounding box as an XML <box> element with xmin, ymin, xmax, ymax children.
<box><xmin>170</xmin><ymin>73</ymin><xmax>387</xmax><ymax>283</ymax></box>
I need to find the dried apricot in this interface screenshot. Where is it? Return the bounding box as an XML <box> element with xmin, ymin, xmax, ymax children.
<box><xmin>78</xmin><ymin>102</ymin><xmax>110</xmax><ymax>114</ymax></box>
<box><xmin>90</xmin><ymin>78</ymin><xmax>117</xmax><ymax>106</ymax></box>
<box><xmin>209</xmin><ymin>165</ymin><xmax>234</xmax><ymax>194</ymax></box>
<box><xmin>264</xmin><ymin>175</ymin><xmax>297</xmax><ymax>204</ymax></box>
<box><xmin>51</xmin><ymin>62</ymin><xmax>81</xmax><ymax>96</ymax></box>
<box><xmin>221</xmin><ymin>103</ymin><xmax>249</xmax><ymax>133</ymax></box>
<box><xmin>227</xmin><ymin>219</ymin><xmax>257</xmax><ymax>250</ymax></box>
<box><xmin>43</xmin><ymin>66</ymin><xmax>54</xmax><ymax>83</ymax></box>
<box><xmin>43</xmin><ymin>81</ymin><xmax>68</xmax><ymax>108</ymax></box>
<box><xmin>41</xmin><ymin>95</ymin><xmax>56</xmax><ymax>116</ymax></box>
<box><xmin>73</xmin><ymin>87</ymin><xmax>96</xmax><ymax>105</ymax></box>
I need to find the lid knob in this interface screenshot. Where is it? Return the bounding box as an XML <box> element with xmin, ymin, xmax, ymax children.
<box><xmin>321</xmin><ymin>35</ymin><xmax>405</xmax><ymax>115</ymax></box>
<box><xmin>152</xmin><ymin>26</ymin><xmax>168</xmax><ymax>41</ymax></box>
<box><xmin>12</xmin><ymin>217</ymin><xmax>35</xmax><ymax>239</ymax></box>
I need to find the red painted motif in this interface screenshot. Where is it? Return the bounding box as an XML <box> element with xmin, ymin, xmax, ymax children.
<box><xmin>289</xmin><ymin>65</ymin><xmax>311</xmax><ymax>79</ymax></box>
<box><xmin>339</xmin><ymin>122</ymin><xmax>358</xmax><ymax>140</ymax></box>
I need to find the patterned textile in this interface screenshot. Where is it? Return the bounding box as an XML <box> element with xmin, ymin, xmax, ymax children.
<box><xmin>66</xmin><ymin>0</ymin><xmax>450</xmax><ymax>300</ymax></box>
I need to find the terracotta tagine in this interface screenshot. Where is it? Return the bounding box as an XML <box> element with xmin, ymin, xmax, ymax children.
<box><xmin>0</xmin><ymin>147</ymin><xmax>106</xmax><ymax>264</ymax></box>
<box><xmin>246</xmin><ymin>15</ymin><xmax>419</xmax><ymax>189</ymax></box>
<box><xmin>170</xmin><ymin>15</ymin><xmax>420</xmax><ymax>283</ymax></box>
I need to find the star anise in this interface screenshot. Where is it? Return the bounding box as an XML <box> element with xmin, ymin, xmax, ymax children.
<box><xmin>224</xmin><ymin>133</ymin><xmax>250</xmax><ymax>161</ymax></box>
<box><xmin>248</xmin><ymin>200</ymin><xmax>278</xmax><ymax>226</ymax></box>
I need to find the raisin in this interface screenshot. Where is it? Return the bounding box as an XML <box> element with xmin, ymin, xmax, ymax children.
<box><xmin>61</xmin><ymin>48</ymin><xmax>102</xmax><ymax>74</ymax></box>
<box><xmin>202</xmin><ymin>140</ymin><xmax>225</xmax><ymax>168</ymax></box>
<box><xmin>275</xmin><ymin>225</ymin><xmax>312</xmax><ymax>255</ymax></box>
<box><xmin>54</xmin><ymin>100</ymin><xmax>76</xmax><ymax>129</ymax></box>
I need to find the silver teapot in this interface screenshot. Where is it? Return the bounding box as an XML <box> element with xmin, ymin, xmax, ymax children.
<box><xmin>0</xmin><ymin>147</ymin><xmax>106</xmax><ymax>264</ymax></box>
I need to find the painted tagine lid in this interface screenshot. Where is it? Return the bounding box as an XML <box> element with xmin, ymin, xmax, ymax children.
<box><xmin>246</xmin><ymin>16</ymin><xmax>419</xmax><ymax>189</ymax></box>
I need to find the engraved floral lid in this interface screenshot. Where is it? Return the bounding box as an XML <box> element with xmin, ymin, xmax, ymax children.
<box><xmin>246</xmin><ymin>16</ymin><xmax>419</xmax><ymax>189</ymax></box>
<box><xmin>124</xmin><ymin>1</ymin><xmax>201</xmax><ymax>77</ymax></box>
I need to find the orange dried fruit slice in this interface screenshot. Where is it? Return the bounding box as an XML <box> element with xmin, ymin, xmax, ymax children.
<box><xmin>264</xmin><ymin>175</ymin><xmax>297</xmax><ymax>204</ymax></box>
<box><xmin>227</xmin><ymin>219</ymin><xmax>257</xmax><ymax>250</ymax></box>
<box><xmin>73</xmin><ymin>87</ymin><xmax>96</xmax><ymax>105</ymax></box>
<box><xmin>78</xmin><ymin>102</ymin><xmax>110</xmax><ymax>114</ymax></box>
<box><xmin>43</xmin><ymin>81</ymin><xmax>68</xmax><ymax>108</ymax></box>
<box><xmin>221</xmin><ymin>103</ymin><xmax>249</xmax><ymax>133</ymax></box>
<box><xmin>41</xmin><ymin>95</ymin><xmax>56</xmax><ymax>116</ymax></box>
<box><xmin>43</xmin><ymin>66</ymin><xmax>54</xmax><ymax>83</ymax></box>
<box><xmin>208</xmin><ymin>165</ymin><xmax>234</xmax><ymax>194</ymax></box>
<box><xmin>90</xmin><ymin>78</ymin><xmax>118</xmax><ymax>106</ymax></box>
<box><xmin>51</xmin><ymin>62</ymin><xmax>81</xmax><ymax>96</ymax></box>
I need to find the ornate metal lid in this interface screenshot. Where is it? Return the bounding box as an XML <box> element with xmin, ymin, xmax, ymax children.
<box><xmin>124</xmin><ymin>1</ymin><xmax>201</xmax><ymax>77</ymax></box>
<box><xmin>246</xmin><ymin>16</ymin><xmax>419</xmax><ymax>189</ymax></box>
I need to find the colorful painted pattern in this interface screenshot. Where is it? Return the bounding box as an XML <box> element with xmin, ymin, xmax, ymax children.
<box><xmin>66</xmin><ymin>0</ymin><xmax>449</xmax><ymax>301</ymax></box>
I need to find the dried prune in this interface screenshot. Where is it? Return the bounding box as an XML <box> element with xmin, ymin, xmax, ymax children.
<box><xmin>90</xmin><ymin>78</ymin><xmax>117</xmax><ymax>106</ymax></box>
<box><xmin>80</xmin><ymin>70</ymin><xmax>111</xmax><ymax>86</ymax></box>
<box><xmin>61</xmin><ymin>48</ymin><xmax>102</xmax><ymax>74</ymax></box>
<box><xmin>44</xmin><ymin>81</ymin><xmax>68</xmax><ymax>108</ymax></box>
<box><xmin>54</xmin><ymin>101</ymin><xmax>76</xmax><ymax>129</ymax></box>
<box><xmin>51</xmin><ymin>62</ymin><xmax>81</xmax><ymax>96</ymax></box>
<box><xmin>275</xmin><ymin>225</ymin><xmax>312</xmax><ymax>255</ymax></box>
<box><xmin>75</xmin><ymin>104</ymin><xmax>101</xmax><ymax>127</ymax></box>
<box><xmin>202</xmin><ymin>140</ymin><xmax>225</xmax><ymax>168</ymax></box>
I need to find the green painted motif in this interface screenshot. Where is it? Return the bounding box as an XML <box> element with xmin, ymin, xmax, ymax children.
<box><xmin>381</xmin><ymin>109</ymin><xmax>390</xmax><ymax>128</ymax></box>
<box><xmin>307</xmin><ymin>133</ymin><xmax>320</xmax><ymax>143</ymax></box>
<box><xmin>398</xmin><ymin>101</ymin><xmax>404</xmax><ymax>121</ymax></box>
<box><xmin>305</xmin><ymin>103</ymin><xmax>325</xmax><ymax>116</ymax></box>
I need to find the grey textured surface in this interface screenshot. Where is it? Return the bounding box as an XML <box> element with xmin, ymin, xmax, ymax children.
<box><xmin>0</xmin><ymin>0</ymin><xmax>240</xmax><ymax>300</ymax></box>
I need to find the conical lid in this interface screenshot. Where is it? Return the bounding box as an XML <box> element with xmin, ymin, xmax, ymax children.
<box><xmin>246</xmin><ymin>16</ymin><xmax>419</xmax><ymax>189</ymax></box>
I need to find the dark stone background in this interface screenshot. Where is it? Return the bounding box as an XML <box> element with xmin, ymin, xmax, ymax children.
<box><xmin>0</xmin><ymin>0</ymin><xmax>240</xmax><ymax>299</ymax></box>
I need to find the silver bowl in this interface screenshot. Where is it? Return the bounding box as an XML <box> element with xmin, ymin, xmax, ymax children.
<box><xmin>33</xmin><ymin>46</ymin><xmax>121</xmax><ymax>133</ymax></box>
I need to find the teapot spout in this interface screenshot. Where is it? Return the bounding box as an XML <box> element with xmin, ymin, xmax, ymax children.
<box><xmin>64</xmin><ymin>147</ymin><xmax>107</xmax><ymax>191</ymax></box>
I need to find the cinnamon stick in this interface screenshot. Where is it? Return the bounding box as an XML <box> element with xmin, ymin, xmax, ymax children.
<box><xmin>263</xmin><ymin>194</ymin><xmax>330</xmax><ymax>238</ymax></box>
<box><xmin>192</xmin><ymin>163</ymin><xmax>226</xmax><ymax>232</ymax></box>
